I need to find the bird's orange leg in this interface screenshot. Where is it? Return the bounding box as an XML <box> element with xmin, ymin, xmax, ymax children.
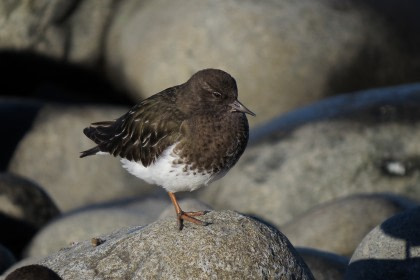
<box><xmin>168</xmin><ymin>192</ymin><xmax>208</xmax><ymax>230</ymax></box>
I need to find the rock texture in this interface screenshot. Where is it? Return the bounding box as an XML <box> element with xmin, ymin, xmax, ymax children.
<box><xmin>38</xmin><ymin>211</ymin><xmax>314</xmax><ymax>279</ymax></box>
<box><xmin>8</xmin><ymin>105</ymin><xmax>161</xmax><ymax>211</ymax></box>
<box><xmin>282</xmin><ymin>194</ymin><xmax>416</xmax><ymax>256</ymax></box>
<box><xmin>0</xmin><ymin>0</ymin><xmax>69</xmax><ymax>57</ymax></box>
<box><xmin>199</xmin><ymin>108</ymin><xmax>420</xmax><ymax>226</ymax></box>
<box><xmin>25</xmin><ymin>197</ymin><xmax>168</xmax><ymax>257</ymax></box>
<box><xmin>345</xmin><ymin>207</ymin><xmax>420</xmax><ymax>279</ymax></box>
<box><xmin>297</xmin><ymin>248</ymin><xmax>348</xmax><ymax>280</ymax></box>
<box><xmin>0</xmin><ymin>0</ymin><xmax>115</xmax><ymax>65</ymax></box>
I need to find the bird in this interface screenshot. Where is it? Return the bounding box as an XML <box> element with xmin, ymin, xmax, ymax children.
<box><xmin>80</xmin><ymin>69</ymin><xmax>255</xmax><ymax>230</ymax></box>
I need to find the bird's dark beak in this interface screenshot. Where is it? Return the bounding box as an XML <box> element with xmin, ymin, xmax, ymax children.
<box><xmin>230</xmin><ymin>100</ymin><xmax>256</xmax><ymax>116</ymax></box>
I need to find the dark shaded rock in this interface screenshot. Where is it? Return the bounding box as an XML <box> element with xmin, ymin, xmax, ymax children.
<box><xmin>5</xmin><ymin>264</ymin><xmax>61</xmax><ymax>280</ymax></box>
<box><xmin>0</xmin><ymin>100</ymin><xmax>42</xmax><ymax>171</ymax></box>
<box><xmin>0</xmin><ymin>173</ymin><xmax>59</xmax><ymax>229</ymax></box>
<box><xmin>0</xmin><ymin>54</ymin><xmax>132</xmax><ymax>105</ymax></box>
<box><xmin>282</xmin><ymin>194</ymin><xmax>416</xmax><ymax>256</ymax></box>
<box><xmin>0</xmin><ymin>244</ymin><xmax>15</xmax><ymax>275</ymax></box>
<box><xmin>1</xmin><ymin>257</ymin><xmax>40</xmax><ymax>279</ymax></box>
<box><xmin>297</xmin><ymin>248</ymin><xmax>348</xmax><ymax>280</ymax></box>
<box><xmin>0</xmin><ymin>173</ymin><xmax>59</xmax><ymax>257</ymax></box>
<box><xmin>38</xmin><ymin>211</ymin><xmax>314</xmax><ymax>279</ymax></box>
<box><xmin>345</xmin><ymin>207</ymin><xmax>420</xmax><ymax>279</ymax></box>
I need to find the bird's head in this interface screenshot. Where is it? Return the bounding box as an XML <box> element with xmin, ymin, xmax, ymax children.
<box><xmin>177</xmin><ymin>69</ymin><xmax>255</xmax><ymax>117</ymax></box>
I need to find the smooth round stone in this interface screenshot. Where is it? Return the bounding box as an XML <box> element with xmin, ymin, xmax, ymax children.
<box><xmin>199</xmin><ymin>115</ymin><xmax>420</xmax><ymax>227</ymax></box>
<box><xmin>106</xmin><ymin>0</ymin><xmax>401</xmax><ymax>127</ymax></box>
<box><xmin>8</xmin><ymin>105</ymin><xmax>162</xmax><ymax>211</ymax></box>
<box><xmin>281</xmin><ymin>194</ymin><xmax>416</xmax><ymax>256</ymax></box>
<box><xmin>345</xmin><ymin>206</ymin><xmax>420</xmax><ymax>279</ymax></box>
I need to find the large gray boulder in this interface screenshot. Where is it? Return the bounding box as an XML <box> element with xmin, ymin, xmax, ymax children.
<box><xmin>198</xmin><ymin>85</ymin><xmax>420</xmax><ymax>227</ymax></box>
<box><xmin>38</xmin><ymin>211</ymin><xmax>314</xmax><ymax>279</ymax></box>
<box><xmin>282</xmin><ymin>194</ymin><xmax>416</xmax><ymax>256</ymax></box>
<box><xmin>8</xmin><ymin>105</ymin><xmax>161</xmax><ymax>211</ymax></box>
<box><xmin>345</xmin><ymin>207</ymin><xmax>420</xmax><ymax>279</ymax></box>
<box><xmin>105</xmin><ymin>0</ymin><xmax>420</xmax><ymax>127</ymax></box>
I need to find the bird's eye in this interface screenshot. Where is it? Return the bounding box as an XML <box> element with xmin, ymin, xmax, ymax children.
<box><xmin>212</xmin><ymin>92</ymin><xmax>222</xmax><ymax>98</ymax></box>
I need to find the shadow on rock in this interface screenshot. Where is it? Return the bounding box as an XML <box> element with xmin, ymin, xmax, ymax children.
<box><xmin>0</xmin><ymin>213</ymin><xmax>37</xmax><ymax>259</ymax></box>
<box><xmin>346</xmin><ymin>258</ymin><xmax>420</xmax><ymax>280</ymax></box>
<box><xmin>380</xmin><ymin>207</ymin><xmax>420</xmax><ymax>259</ymax></box>
<box><xmin>0</xmin><ymin>50</ymin><xmax>132</xmax><ymax>105</ymax></box>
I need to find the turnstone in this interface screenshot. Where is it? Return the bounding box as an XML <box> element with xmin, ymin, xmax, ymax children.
<box><xmin>80</xmin><ymin>69</ymin><xmax>255</xmax><ymax>229</ymax></box>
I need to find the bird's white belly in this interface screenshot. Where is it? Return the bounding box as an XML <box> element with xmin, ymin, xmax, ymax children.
<box><xmin>120</xmin><ymin>144</ymin><xmax>212</xmax><ymax>193</ymax></box>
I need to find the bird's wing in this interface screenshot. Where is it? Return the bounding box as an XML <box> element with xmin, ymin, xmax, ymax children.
<box><xmin>82</xmin><ymin>91</ymin><xmax>185</xmax><ymax>167</ymax></box>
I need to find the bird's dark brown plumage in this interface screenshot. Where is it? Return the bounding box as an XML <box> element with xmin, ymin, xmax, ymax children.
<box><xmin>81</xmin><ymin>68</ymin><xmax>254</xmax><ymax>229</ymax></box>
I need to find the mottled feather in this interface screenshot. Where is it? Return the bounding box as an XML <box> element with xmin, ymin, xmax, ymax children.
<box><xmin>81</xmin><ymin>86</ymin><xmax>186</xmax><ymax>166</ymax></box>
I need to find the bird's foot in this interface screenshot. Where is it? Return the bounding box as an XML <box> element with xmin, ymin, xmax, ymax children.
<box><xmin>176</xmin><ymin>210</ymin><xmax>209</xmax><ymax>230</ymax></box>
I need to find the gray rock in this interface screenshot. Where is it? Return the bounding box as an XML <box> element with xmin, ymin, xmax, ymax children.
<box><xmin>38</xmin><ymin>211</ymin><xmax>314</xmax><ymax>279</ymax></box>
<box><xmin>8</xmin><ymin>105</ymin><xmax>162</xmax><ymax>211</ymax></box>
<box><xmin>0</xmin><ymin>0</ymin><xmax>70</xmax><ymax>57</ymax></box>
<box><xmin>158</xmin><ymin>198</ymin><xmax>213</xmax><ymax>219</ymax></box>
<box><xmin>282</xmin><ymin>194</ymin><xmax>416</xmax><ymax>256</ymax></box>
<box><xmin>0</xmin><ymin>0</ymin><xmax>115</xmax><ymax>66</ymax></box>
<box><xmin>199</xmin><ymin>113</ymin><xmax>420</xmax><ymax>227</ymax></box>
<box><xmin>0</xmin><ymin>244</ymin><xmax>15</xmax><ymax>275</ymax></box>
<box><xmin>345</xmin><ymin>207</ymin><xmax>420</xmax><ymax>279</ymax></box>
<box><xmin>25</xmin><ymin>196</ymin><xmax>168</xmax><ymax>258</ymax></box>
<box><xmin>297</xmin><ymin>248</ymin><xmax>348</xmax><ymax>280</ymax></box>
<box><xmin>57</xmin><ymin>0</ymin><xmax>115</xmax><ymax>65</ymax></box>
<box><xmin>105</xmin><ymin>0</ymin><xmax>418</xmax><ymax>127</ymax></box>
<box><xmin>0</xmin><ymin>173</ymin><xmax>59</xmax><ymax>229</ymax></box>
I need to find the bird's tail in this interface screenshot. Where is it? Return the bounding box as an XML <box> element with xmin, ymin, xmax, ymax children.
<box><xmin>80</xmin><ymin>121</ymin><xmax>114</xmax><ymax>158</ymax></box>
<box><xmin>80</xmin><ymin>146</ymin><xmax>101</xmax><ymax>158</ymax></box>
